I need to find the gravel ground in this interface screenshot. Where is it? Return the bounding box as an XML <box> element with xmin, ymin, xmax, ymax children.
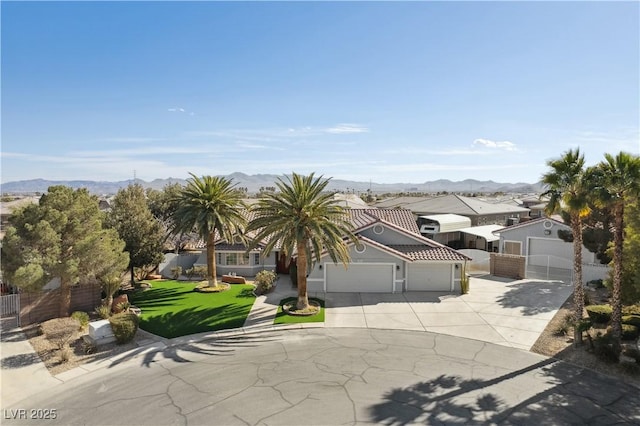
<box><xmin>530</xmin><ymin>287</ymin><xmax>640</xmax><ymax>388</ymax></box>
<box><xmin>25</xmin><ymin>321</ymin><xmax>158</xmax><ymax>377</ymax></box>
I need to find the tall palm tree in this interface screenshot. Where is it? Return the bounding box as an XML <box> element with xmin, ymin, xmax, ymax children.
<box><xmin>542</xmin><ymin>148</ymin><xmax>591</xmax><ymax>345</ymax></box>
<box><xmin>247</xmin><ymin>173</ymin><xmax>356</xmax><ymax>310</ymax></box>
<box><xmin>593</xmin><ymin>152</ymin><xmax>640</xmax><ymax>342</ymax></box>
<box><xmin>172</xmin><ymin>174</ymin><xmax>247</xmax><ymax>287</ymax></box>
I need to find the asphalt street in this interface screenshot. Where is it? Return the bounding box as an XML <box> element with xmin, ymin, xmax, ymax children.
<box><xmin>3</xmin><ymin>328</ymin><xmax>639</xmax><ymax>425</ymax></box>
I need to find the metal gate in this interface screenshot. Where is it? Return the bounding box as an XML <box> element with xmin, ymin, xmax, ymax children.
<box><xmin>1</xmin><ymin>294</ymin><xmax>21</xmax><ymax>328</ymax></box>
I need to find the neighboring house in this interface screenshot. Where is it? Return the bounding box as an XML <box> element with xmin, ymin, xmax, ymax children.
<box><xmin>402</xmin><ymin>194</ymin><xmax>530</xmax><ymax>226</ymax></box>
<box><xmin>494</xmin><ymin>217</ymin><xmax>597</xmax><ymax>267</ymax></box>
<box><xmin>161</xmin><ymin>208</ymin><xmax>470</xmax><ymax>294</ymax></box>
<box><xmin>416</xmin><ymin>214</ymin><xmax>471</xmax><ymax>245</ymax></box>
<box><xmin>458</xmin><ymin>224</ymin><xmax>504</xmax><ymax>252</ymax></box>
<box><xmin>0</xmin><ymin>196</ymin><xmax>40</xmax><ymax>240</ymax></box>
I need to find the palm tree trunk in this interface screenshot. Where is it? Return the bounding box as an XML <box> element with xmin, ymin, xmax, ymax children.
<box><xmin>296</xmin><ymin>241</ymin><xmax>310</xmax><ymax>310</ymax></box>
<box><xmin>207</xmin><ymin>232</ymin><xmax>217</xmax><ymax>287</ymax></box>
<box><xmin>610</xmin><ymin>203</ymin><xmax>624</xmax><ymax>342</ymax></box>
<box><xmin>570</xmin><ymin>213</ymin><xmax>584</xmax><ymax>346</ymax></box>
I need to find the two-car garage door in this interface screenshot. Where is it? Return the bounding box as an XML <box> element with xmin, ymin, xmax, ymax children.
<box><xmin>325</xmin><ymin>264</ymin><xmax>394</xmax><ymax>293</ymax></box>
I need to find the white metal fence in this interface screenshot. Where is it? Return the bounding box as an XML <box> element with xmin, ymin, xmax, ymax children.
<box><xmin>0</xmin><ymin>294</ymin><xmax>21</xmax><ymax>327</ymax></box>
<box><xmin>526</xmin><ymin>255</ymin><xmax>609</xmax><ymax>283</ymax></box>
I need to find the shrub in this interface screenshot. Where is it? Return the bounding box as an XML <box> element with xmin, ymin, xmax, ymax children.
<box><xmin>109</xmin><ymin>312</ymin><xmax>139</xmax><ymax>344</ymax></box>
<box><xmin>591</xmin><ymin>332</ymin><xmax>621</xmax><ymax>364</ymax></box>
<box><xmin>193</xmin><ymin>265</ymin><xmax>208</xmax><ymax>280</ymax></box>
<box><xmin>115</xmin><ymin>301</ymin><xmax>131</xmax><ymax>313</ymax></box>
<box><xmin>41</xmin><ymin>318</ymin><xmax>79</xmax><ymax>350</ymax></box>
<box><xmin>585</xmin><ymin>305</ymin><xmax>612</xmax><ymax>324</ymax></box>
<box><xmin>170</xmin><ymin>266</ymin><xmax>182</xmax><ymax>280</ymax></box>
<box><xmin>583</xmin><ymin>292</ymin><xmax>592</xmax><ymax>306</ymax></box>
<box><xmin>71</xmin><ymin>311</ymin><xmax>90</xmax><ymax>330</ymax></box>
<box><xmin>95</xmin><ymin>304</ymin><xmax>111</xmax><ymax>319</ymax></box>
<box><xmin>587</xmin><ymin>279</ymin><xmax>604</xmax><ymax>288</ymax></box>
<box><xmin>460</xmin><ymin>265</ymin><xmax>470</xmax><ymax>295</ymax></box>
<box><xmin>59</xmin><ymin>345</ymin><xmax>73</xmax><ymax>363</ymax></box>
<box><xmin>554</xmin><ymin>313</ymin><xmax>575</xmax><ymax>336</ymax></box>
<box><xmin>621</xmin><ymin>324</ymin><xmax>639</xmax><ymax>341</ymax></box>
<box><xmin>622</xmin><ymin>305</ymin><xmax>640</xmax><ymax>316</ymax></box>
<box><xmin>255</xmin><ymin>270</ymin><xmax>277</xmax><ymax>295</ymax></box>
<box><xmin>622</xmin><ymin>315</ymin><xmax>640</xmax><ymax>328</ymax></box>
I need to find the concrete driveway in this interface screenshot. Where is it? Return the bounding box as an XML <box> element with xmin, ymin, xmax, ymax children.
<box><xmin>314</xmin><ymin>275</ymin><xmax>573</xmax><ymax>351</ymax></box>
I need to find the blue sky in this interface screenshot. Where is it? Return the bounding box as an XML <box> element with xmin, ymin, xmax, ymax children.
<box><xmin>2</xmin><ymin>1</ymin><xmax>638</xmax><ymax>185</ymax></box>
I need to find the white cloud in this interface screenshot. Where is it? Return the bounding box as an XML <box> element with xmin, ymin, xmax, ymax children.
<box><xmin>325</xmin><ymin>124</ymin><xmax>370</xmax><ymax>134</ymax></box>
<box><xmin>473</xmin><ymin>138</ymin><xmax>517</xmax><ymax>151</ymax></box>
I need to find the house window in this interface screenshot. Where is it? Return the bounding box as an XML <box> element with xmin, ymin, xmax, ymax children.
<box><xmin>224</xmin><ymin>253</ymin><xmax>250</xmax><ymax>265</ymax></box>
<box><xmin>217</xmin><ymin>253</ymin><xmax>223</xmax><ymax>265</ymax></box>
<box><xmin>504</xmin><ymin>241</ymin><xmax>522</xmax><ymax>255</ymax></box>
<box><xmin>253</xmin><ymin>253</ymin><xmax>260</xmax><ymax>265</ymax></box>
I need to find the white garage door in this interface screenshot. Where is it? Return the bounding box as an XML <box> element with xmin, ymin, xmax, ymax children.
<box><xmin>407</xmin><ymin>264</ymin><xmax>452</xmax><ymax>291</ymax></box>
<box><xmin>528</xmin><ymin>238</ymin><xmax>572</xmax><ymax>268</ymax></box>
<box><xmin>325</xmin><ymin>264</ymin><xmax>394</xmax><ymax>293</ymax></box>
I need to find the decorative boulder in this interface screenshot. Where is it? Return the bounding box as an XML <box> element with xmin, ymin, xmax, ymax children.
<box><xmin>112</xmin><ymin>294</ymin><xmax>130</xmax><ymax>313</ymax></box>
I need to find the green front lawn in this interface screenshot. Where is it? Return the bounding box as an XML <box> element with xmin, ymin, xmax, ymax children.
<box><xmin>130</xmin><ymin>280</ymin><xmax>255</xmax><ymax>338</ymax></box>
<box><xmin>273</xmin><ymin>297</ymin><xmax>325</xmax><ymax>324</ymax></box>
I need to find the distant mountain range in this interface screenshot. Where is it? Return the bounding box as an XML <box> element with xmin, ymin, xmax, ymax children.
<box><xmin>1</xmin><ymin>173</ymin><xmax>544</xmax><ymax>195</ymax></box>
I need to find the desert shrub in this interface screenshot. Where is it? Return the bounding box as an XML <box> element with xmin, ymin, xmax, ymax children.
<box><xmin>109</xmin><ymin>312</ymin><xmax>139</xmax><ymax>344</ymax></box>
<box><xmin>622</xmin><ymin>315</ymin><xmax>640</xmax><ymax>328</ymax></box>
<box><xmin>585</xmin><ymin>305</ymin><xmax>612</xmax><ymax>324</ymax></box>
<box><xmin>95</xmin><ymin>304</ymin><xmax>111</xmax><ymax>319</ymax></box>
<box><xmin>59</xmin><ymin>345</ymin><xmax>73</xmax><ymax>363</ymax></box>
<box><xmin>554</xmin><ymin>313</ymin><xmax>575</xmax><ymax>336</ymax></box>
<box><xmin>591</xmin><ymin>332</ymin><xmax>621</xmax><ymax>363</ymax></box>
<box><xmin>41</xmin><ymin>318</ymin><xmax>79</xmax><ymax>350</ymax></box>
<box><xmin>71</xmin><ymin>311</ymin><xmax>90</xmax><ymax>329</ymax></box>
<box><xmin>170</xmin><ymin>266</ymin><xmax>182</xmax><ymax>280</ymax></box>
<box><xmin>587</xmin><ymin>279</ymin><xmax>604</xmax><ymax>288</ymax></box>
<box><xmin>193</xmin><ymin>265</ymin><xmax>208</xmax><ymax>280</ymax></box>
<box><xmin>115</xmin><ymin>301</ymin><xmax>131</xmax><ymax>313</ymax></box>
<box><xmin>622</xmin><ymin>305</ymin><xmax>640</xmax><ymax>316</ymax></box>
<box><xmin>460</xmin><ymin>268</ymin><xmax>470</xmax><ymax>295</ymax></box>
<box><xmin>621</xmin><ymin>324</ymin><xmax>639</xmax><ymax>341</ymax></box>
<box><xmin>255</xmin><ymin>270</ymin><xmax>277</xmax><ymax>295</ymax></box>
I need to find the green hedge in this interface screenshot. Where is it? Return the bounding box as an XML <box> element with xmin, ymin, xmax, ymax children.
<box><xmin>622</xmin><ymin>324</ymin><xmax>639</xmax><ymax>341</ymax></box>
<box><xmin>622</xmin><ymin>315</ymin><xmax>640</xmax><ymax>328</ymax></box>
<box><xmin>109</xmin><ymin>312</ymin><xmax>139</xmax><ymax>344</ymax></box>
<box><xmin>586</xmin><ymin>305</ymin><xmax>612</xmax><ymax>323</ymax></box>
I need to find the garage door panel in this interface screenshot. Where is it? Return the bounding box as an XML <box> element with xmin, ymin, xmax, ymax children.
<box><xmin>326</xmin><ymin>264</ymin><xmax>393</xmax><ymax>293</ymax></box>
<box><xmin>407</xmin><ymin>264</ymin><xmax>451</xmax><ymax>291</ymax></box>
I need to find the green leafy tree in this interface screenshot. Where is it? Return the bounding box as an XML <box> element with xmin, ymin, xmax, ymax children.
<box><xmin>1</xmin><ymin>186</ymin><xmax>129</xmax><ymax>317</ymax></box>
<box><xmin>592</xmin><ymin>152</ymin><xmax>640</xmax><ymax>342</ymax></box>
<box><xmin>172</xmin><ymin>174</ymin><xmax>247</xmax><ymax>287</ymax></box>
<box><xmin>247</xmin><ymin>173</ymin><xmax>356</xmax><ymax>310</ymax></box>
<box><xmin>108</xmin><ymin>184</ymin><xmax>165</xmax><ymax>286</ymax></box>
<box><xmin>542</xmin><ymin>149</ymin><xmax>591</xmax><ymax>345</ymax></box>
<box><xmin>147</xmin><ymin>183</ymin><xmax>197</xmax><ymax>252</ymax></box>
<box><xmin>618</xmin><ymin>200</ymin><xmax>640</xmax><ymax>304</ymax></box>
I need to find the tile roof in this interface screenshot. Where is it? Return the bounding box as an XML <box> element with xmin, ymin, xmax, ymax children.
<box><xmin>387</xmin><ymin>245</ymin><xmax>469</xmax><ymax>262</ymax></box>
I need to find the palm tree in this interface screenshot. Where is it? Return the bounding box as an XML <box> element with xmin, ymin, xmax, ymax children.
<box><xmin>172</xmin><ymin>174</ymin><xmax>247</xmax><ymax>287</ymax></box>
<box><xmin>593</xmin><ymin>152</ymin><xmax>640</xmax><ymax>342</ymax></box>
<box><xmin>247</xmin><ymin>173</ymin><xmax>356</xmax><ymax>310</ymax></box>
<box><xmin>541</xmin><ymin>148</ymin><xmax>591</xmax><ymax>345</ymax></box>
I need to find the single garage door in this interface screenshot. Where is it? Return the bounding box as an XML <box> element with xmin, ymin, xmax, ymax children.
<box><xmin>325</xmin><ymin>263</ymin><xmax>394</xmax><ymax>293</ymax></box>
<box><xmin>406</xmin><ymin>264</ymin><xmax>452</xmax><ymax>291</ymax></box>
<box><xmin>528</xmin><ymin>238</ymin><xmax>572</xmax><ymax>268</ymax></box>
